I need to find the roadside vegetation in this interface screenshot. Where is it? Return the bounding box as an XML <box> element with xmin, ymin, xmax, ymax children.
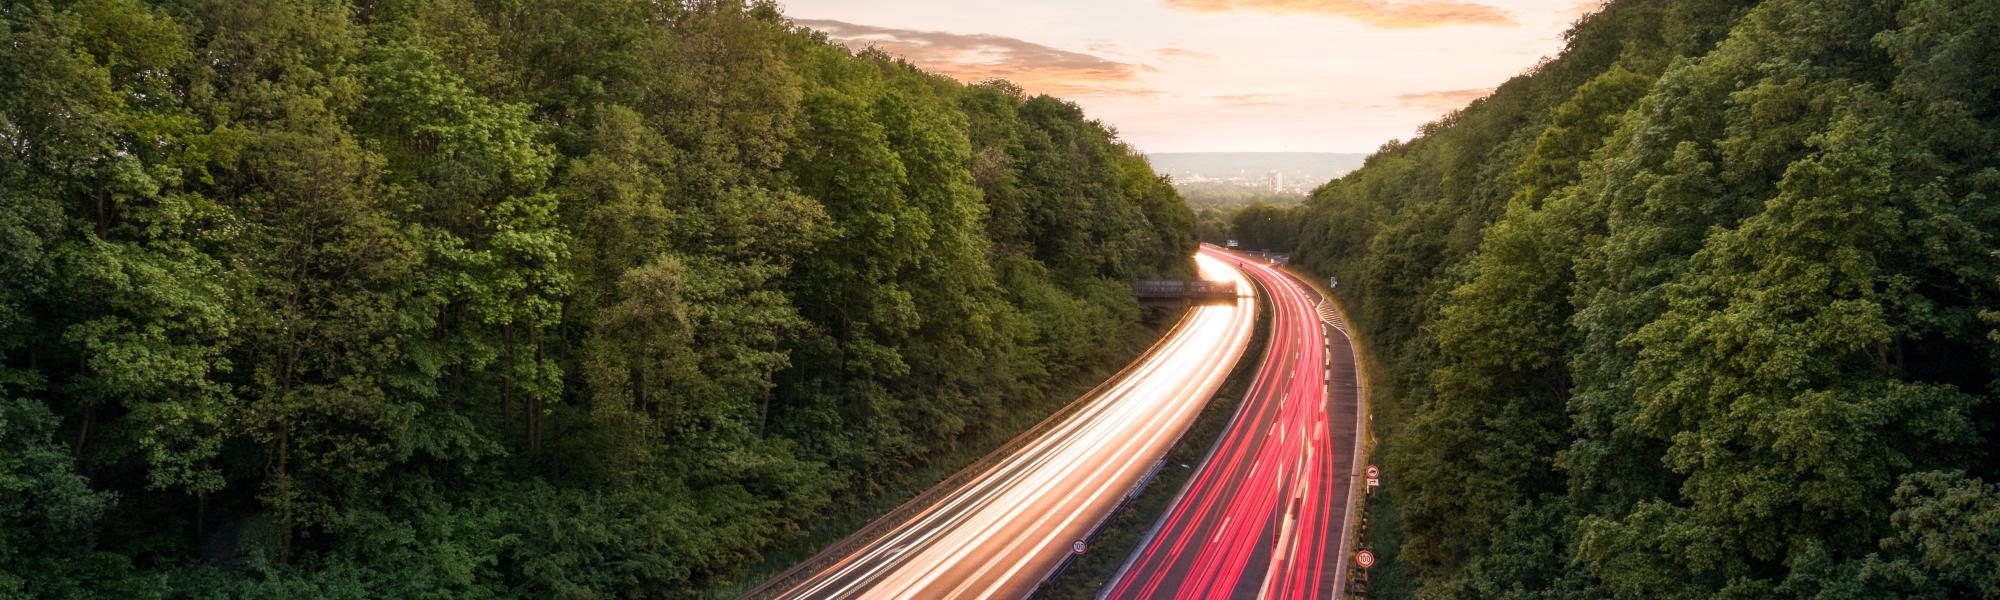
<box><xmin>1281</xmin><ymin>0</ymin><xmax>2000</xmax><ymax>596</ymax></box>
<box><xmin>0</xmin><ymin>0</ymin><xmax>1195</xmax><ymax>595</ymax></box>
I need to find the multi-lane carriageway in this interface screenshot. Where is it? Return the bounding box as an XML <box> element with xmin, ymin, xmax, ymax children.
<box><xmin>752</xmin><ymin>245</ymin><xmax>1363</xmax><ymax>599</ymax></box>
<box><xmin>760</xmin><ymin>251</ymin><xmax>1257</xmax><ymax>599</ymax></box>
<box><xmin>1104</xmin><ymin>247</ymin><xmax>1365</xmax><ymax>599</ymax></box>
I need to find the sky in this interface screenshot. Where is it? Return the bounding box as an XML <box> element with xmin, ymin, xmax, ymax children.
<box><xmin>778</xmin><ymin>0</ymin><xmax>1603</xmax><ymax>153</ymax></box>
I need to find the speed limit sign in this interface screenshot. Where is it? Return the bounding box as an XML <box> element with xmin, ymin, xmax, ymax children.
<box><xmin>1356</xmin><ymin>549</ymin><xmax>1376</xmax><ymax>569</ymax></box>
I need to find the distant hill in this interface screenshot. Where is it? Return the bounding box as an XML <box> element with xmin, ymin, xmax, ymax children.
<box><xmin>1146</xmin><ymin>152</ymin><xmax>1370</xmax><ymax>195</ymax></box>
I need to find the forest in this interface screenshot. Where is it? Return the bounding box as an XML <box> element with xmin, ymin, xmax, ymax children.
<box><xmin>0</xmin><ymin>0</ymin><xmax>1195</xmax><ymax>596</ymax></box>
<box><xmin>1287</xmin><ymin>0</ymin><xmax>2000</xmax><ymax>597</ymax></box>
<box><xmin>1203</xmin><ymin>202</ymin><xmax>1302</xmax><ymax>253</ymax></box>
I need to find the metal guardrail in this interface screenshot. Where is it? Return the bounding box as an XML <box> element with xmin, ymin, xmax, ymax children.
<box><xmin>1087</xmin><ymin>273</ymin><xmax>1271</xmax><ymax>599</ymax></box>
<box><xmin>738</xmin><ymin>314</ymin><xmax>1205</xmax><ymax>600</ymax></box>
<box><xmin>1031</xmin><ymin>276</ymin><xmax>1268</xmax><ymax>596</ymax></box>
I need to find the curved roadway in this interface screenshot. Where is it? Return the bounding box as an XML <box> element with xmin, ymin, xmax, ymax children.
<box><xmin>760</xmin><ymin>252</ymin><xmax>1258</xmax><ymax>600</ymax></box>
<box><xmin>1104</xmin><ymin>247</ymin><xmax>1364</xmax><ymax>600</ymax></box>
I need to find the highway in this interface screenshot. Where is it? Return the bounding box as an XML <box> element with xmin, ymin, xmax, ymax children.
<box><xmin>1103</xmin><ymin>247</ymin><xmax>1364</xmax><ymax>600</ymax></box>
<box><xmin>755</xmin><ymin>251</ymin><xmax>1257</xmax><ymax>600</ymax></box>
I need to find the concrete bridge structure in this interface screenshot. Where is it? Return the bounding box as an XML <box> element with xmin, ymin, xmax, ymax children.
<box><xmin>1135</xmin><ymin>279</ymin><xmax>1241</xmax><ymax>306</ymax></box>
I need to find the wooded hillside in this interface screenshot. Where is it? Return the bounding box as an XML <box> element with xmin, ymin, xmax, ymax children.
<box><xmin>0</xmin><ymin>0</ymin><xmax>1194</xmax><ymax>595</ymax></box>
<box><xmin>1290</xmin><ymin>0</ymin><xmax>2000</xmax><ymax>596</ymax></box>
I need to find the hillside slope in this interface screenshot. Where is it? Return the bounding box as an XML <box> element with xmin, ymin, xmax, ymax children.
<box><xmin>1290</xmin><ymin>0</ymin><xmax>2000</xmax><ymax>596</ymax></box>
<box><xmin>0</xmin><ymin>0</ymin><xmax>1192</xmax><ymax>595</ymax></box>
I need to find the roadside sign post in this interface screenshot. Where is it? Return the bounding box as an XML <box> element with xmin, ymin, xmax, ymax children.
<box><xmin>1330</xmin><ymin>276</ymin><xmax>1338</xmax><ymax>289</ymax></box>
<box><xmin>1366</xmin><ymin>465</ymin><xmax>1379</xmax><ymax>491</ymax></box>
<box><xmin>1356</xmin><ymin>549</ymin><xmax>1375</xmax><ymax>569</ymax></box>
<box><xmin>1072</xmin><ymin>540</ymin><xmax>1087</xmax><ymax>555</ymax></box>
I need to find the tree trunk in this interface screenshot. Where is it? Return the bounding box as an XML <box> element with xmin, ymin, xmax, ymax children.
<box><xmin>276</xmin><ymin>424</ymin><xmax>292</xmax><ymax>564</ymax></box>
<box><xmin>531</xmin><ymin>327</ymin><xmax>546</xmax><ymax>452</ymax></box>
<box><xmin>74</xmin><ymin>402</ymin><xmax>95</xmax><ymax>457</ymax></box>
<box><xmin>504</xmin><ymin>321</ymin><xmax>517</xmax><ymax>441</ymax></box>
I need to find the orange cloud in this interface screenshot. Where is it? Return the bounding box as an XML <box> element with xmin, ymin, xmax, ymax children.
<box><xmin>1394</xmin><ymin>87</ymin><xmax>1495</xmax><ymax>110</ymax></box>
<box><xmin>797</xmin><ymin>19</ymin><xmax>1155</xmax><ymax>97</ymax></box>
<box><xmin>1209</xmin><ymin>93</ymin><xmax>1288</xmax><ymax>106</ymax></box>
<box><xmin>1163</xmin><ymin>0</ymin><xmax>1515</xmax><ymax>28</ymax></box>
<box><xmin>1156</xmin><ymin>47</ymin><xmax>1213</xmax><ymax>60</ymax></box>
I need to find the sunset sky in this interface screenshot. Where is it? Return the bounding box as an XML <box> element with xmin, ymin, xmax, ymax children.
<box><xmin>780</xmin><ymin>0</ymin><xmax>1603</xmax><ymax>152</ymax></box>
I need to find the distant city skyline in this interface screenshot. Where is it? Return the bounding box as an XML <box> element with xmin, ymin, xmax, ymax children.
<box><xmin>781</xmin><ymin>0</ymin><xmax>1602</xmax><ymax>153</ymax></box>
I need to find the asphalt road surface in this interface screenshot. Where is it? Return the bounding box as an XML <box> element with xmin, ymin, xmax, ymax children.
<box><xmin>1103</xmin><ymin>248</ymin><xmax>1363</xmax><ymax>600</ymax></box>
<box><xmin>758</xmin><ymin>251</ymin><xmax>1257</xmax><ymax>600</ymax></box>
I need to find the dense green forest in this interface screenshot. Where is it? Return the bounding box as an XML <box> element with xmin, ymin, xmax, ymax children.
<box><xmin>1287</xmin><ymin>0</ymin><xmax>2000</xmax><ymax>596</ymax></box>
<box><xmin>0</xmin><ymin>0</ymin><xmax>1195</xmax><ymax>595</ymax></box>
<box><xmin>1191</xmin><ymin>201</ymin><xmax>1298</xmax><ymax>251</ymax></box>
<box><xmin>1204</xmin><ymin>202</ymin><xmax>1302</xmax><ymax>253</ymax></box>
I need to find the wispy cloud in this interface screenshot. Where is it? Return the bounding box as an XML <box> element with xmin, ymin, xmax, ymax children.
<box><xmin>1394</xmin><ymin>87</ymin><xmax>1495</xmax><ymax>111</ymax></box>
<box><xmin>1162</xmin><ymin>0</ymin><xmax>1515</xmax><ymax>28</ymax></box>
<box><xmin>1156</xmin><ymin>47</ymin><xmax>1213</xmax><ymax>60</ymax></box>
<box><xmin>796</xmin><ymin>19</ymin><xmax>1155</xmax><ymax>97</ymax></box>
<box><xmin>1209</xmin><ymin>92</ymin><xmax>1289</xmax><ymax>106</ymax></box>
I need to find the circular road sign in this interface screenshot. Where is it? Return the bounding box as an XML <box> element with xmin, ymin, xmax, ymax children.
<box><xmin>1356</xmin><ymin>549</ymin><xmax>1376</xmax><ymax>569</ymax></box>
<box><xmin>1367</xmin><ymin>465</ymin><xmax>1380</xmax><ymax>478</ymax></box>
<box><xmin>1072</xmin><ymin>540</ymin><xmax>1087</xmax><ymax>555</ymax></box>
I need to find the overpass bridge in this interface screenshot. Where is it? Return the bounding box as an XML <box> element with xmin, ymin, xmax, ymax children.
<box><xmin>1135</xmin><ymin>279</ymin><xmax>1241</xmax><ymax>305</ymax></box>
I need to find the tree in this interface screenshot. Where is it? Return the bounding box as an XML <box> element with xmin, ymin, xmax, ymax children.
<box><xmin>1289</xmin><ymin>0</ymin><xmax>1999</xmax><ymax>596</ymax></box>
<box><xmin>0</xmin><ymin>0</ymin><xmax>1198</xmax><ymax>594</ymax></box>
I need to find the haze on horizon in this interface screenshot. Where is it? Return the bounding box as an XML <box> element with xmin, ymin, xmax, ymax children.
<box><xmin>780</xmin><ymin>0</ymin><xmax>1603</xmax><ymax>153</ymax></box>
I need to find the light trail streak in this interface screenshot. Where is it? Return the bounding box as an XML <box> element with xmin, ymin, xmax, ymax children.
<box><xmin>759</xmin><ymin>252</ymin><xmax>1257</xmax><ymax>600</ymax></box>
<box><xmin>1104</xmin><ymin>246</ymin><xmax>1364</xmax><ymax>600</ymax></box>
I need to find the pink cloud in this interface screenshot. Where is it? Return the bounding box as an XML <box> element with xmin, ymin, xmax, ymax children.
<box><xmin>1394</xmin><ymin>87</ymin><xmax>1495</xmax><ymax>110</ymax></box>
<box><xmin>796</xmin><ymin>19</ymin><xmax>1157</xmax><ymax>97</ymax></box>
<box><xmin>1208</xmin><ymin>92</ymin><xmax>1290</xmax><ymax>107</ymax></box>
<box><xmin>1163</xmin><ymin>0</ymin><xmax>1516</xmax><ymax>28</ymax></box>
<box><xmin>1156</xmin><ymin>47</ymin><xmax>1214</xmax><ymax>60</ymax></box>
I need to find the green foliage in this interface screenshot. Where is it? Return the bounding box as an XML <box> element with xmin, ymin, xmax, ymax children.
<box><xmin>1222</xmin><ymin>202</ymin><xmax>1303</xmax><ymax>252</ymax></box>
<box><xmin>1290</xmin><ymin>0</ymin><xmax>2000</xmax><ymax>596</ymax></box>
<box><xmin>0</xmin><ymin>399</ymin><xmax>117</xmax><ymax>597</ymax></box>
<box><xmin>1861</xmin><ymin>472</ymin><xmax>2000</xmax><ymax>597</ymax></box>
<box><xmin>0</xmin><ymin>0</ymin><xmax>1192</xmax><ymax>595</ymax></box>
